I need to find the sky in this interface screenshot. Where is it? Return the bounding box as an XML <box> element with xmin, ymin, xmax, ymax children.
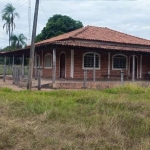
<box><xmin>0</xmin><ymin>0</ymin><xmax>150</xmax><ymax>49</ymax></box>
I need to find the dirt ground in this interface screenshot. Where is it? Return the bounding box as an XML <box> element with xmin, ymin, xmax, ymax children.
<box><xmin>0</xmin><ymin>78</ymin><xmax>25</xmax><ymax>91</ymax></box>
<box><xmin>0</xmin><ymin>77</ymin><xmax>52</xmax><ymax>91</ymax></box>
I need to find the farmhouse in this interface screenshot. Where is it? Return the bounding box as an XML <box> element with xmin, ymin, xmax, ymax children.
<box><xmin>1</xmin><ymin>25</ymin><xmax>150</xmax><ymax>86</ymax></box>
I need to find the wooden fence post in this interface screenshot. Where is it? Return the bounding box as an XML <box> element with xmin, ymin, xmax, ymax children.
<box><xmin>3</xmin><ymin>65</ymin><xmax>6</xmax><ymax>82</ymax></box>
<box><xmin>12</xmin><ymin>66</ymin><xmax>14</xmax><ymax>84</ymax></box>
<box><xmin>83</xmin><ymin>69</ymin><xmax>87</xmax><ymax>88</ymax></box>
<box><xmin>121</xmin><ymin>69</ymin><xmax>124</xmax><ymax>85</ymax></box>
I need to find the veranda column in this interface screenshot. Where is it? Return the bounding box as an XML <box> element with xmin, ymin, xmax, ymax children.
<box><xmin>52</xmin><ymin>49</ymin><xmax>56</xmax><ymax>83</ymax></box>
<box><xmin>140</xmin><ymin>55</ymin><xmax>142</xmax><ymax>79</ymax></box>
<box><xmin>22</xmin><ymin>54</ymin><xmax>24</xmax><ymax>77</ymax></box>
<box><xmin>108</xmin><ymin>52</ymin><xmax>110</xmax><ymax>78</ymax></box>
<box><xmin>132</xmin><ymin>55</ymin><xmax>135</xmax><ymax>82</ymax></box>
<box><xmin>70</xmin><ymin>50</ymin><xmax>74</xmax><ymax>78</ymax></box>
<box><xmin>93</xmin><ymin>52</ymin><xmax>96</xmax><ymax>82</ymax></box>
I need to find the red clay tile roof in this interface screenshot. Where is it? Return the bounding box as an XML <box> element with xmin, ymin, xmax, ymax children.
<box><xmin>35</xmin><ymin>27</ymin><xmax>86</xmax><ymax>46</ymax></box>
<box><xmin>36</xmin><ymin>25</ymin><xmax>150</xmax><ymax>46</ymax></box>
<box><xmin>51</xmin><ymin>41</ymin><xmax>150</xmax><ymax>53</ymax></box>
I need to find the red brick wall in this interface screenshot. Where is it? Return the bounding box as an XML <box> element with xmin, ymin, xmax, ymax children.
<box><xmin>35</xmin><ymin>48</ymin><xmax>150</xmax><ymax>80</ymax></box>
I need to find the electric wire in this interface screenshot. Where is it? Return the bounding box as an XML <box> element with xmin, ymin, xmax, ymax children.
<box><xmin>39</xmin><ymin>0</ymin><xmax>48</xmax><ymax>19</ymax></box>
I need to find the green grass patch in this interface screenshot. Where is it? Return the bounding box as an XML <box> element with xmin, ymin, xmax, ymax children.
<box><xmin>1</xmin><ymin>84</ymin><xmax>150</xmax><ymax>149</ymax></box>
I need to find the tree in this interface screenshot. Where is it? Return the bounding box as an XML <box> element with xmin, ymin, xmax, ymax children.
<box><xmin>36</xmin><ymin>14</ymin><xmax>83</xmax><ymax>42</ymax></box>
<box><xmin>10</xmin><ymin>33</ymin><xmax>27</xmax><ymax>49</ymax></box>
<box><xmin>1</xmin><ymin>3</ymin><xmax>20</xmax><ymax>48</ymax></box>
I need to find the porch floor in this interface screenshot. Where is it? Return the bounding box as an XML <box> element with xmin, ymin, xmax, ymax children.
<box><xmin>0</xmin><ymin>75</ymin><xmax>150</xmax><ymax>90</ymax></box>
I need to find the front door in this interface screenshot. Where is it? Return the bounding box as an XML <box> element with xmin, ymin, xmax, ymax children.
<box><xmin>60</xmin><ymin>53</ymin><xmax>65</xmax><ymax>78</ymax></box>
<box><xmin>130</xmin><ymin>55</ymin><xmax>138</xmax><ymax>79</ymax></box>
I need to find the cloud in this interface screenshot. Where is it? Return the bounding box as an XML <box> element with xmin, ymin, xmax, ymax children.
<box><xmin>0</xmin><ymin>0</ymin><xmax>150</xmax><ymax>48</ymax></box>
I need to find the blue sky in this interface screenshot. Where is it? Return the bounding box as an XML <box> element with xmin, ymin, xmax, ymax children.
<box><xmin>0</xmin><ymin>0</ymin><xmax>150</xmax><ymax>48</ymax></box>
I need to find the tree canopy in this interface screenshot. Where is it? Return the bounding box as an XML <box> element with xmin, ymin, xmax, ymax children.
<box><xmin>10</xmin><ymin>33</ymin><xmax>27</xmax><ymax>50</ymax></box>
<box><xmin>1</xmin><ymin>3</ymin><xmax>20</xmax><ymax>48</ymax></box>
<box><xmin>36</xmin><ymin>14</ymin><xmax>83</xmax><ymax>42</ymax></box>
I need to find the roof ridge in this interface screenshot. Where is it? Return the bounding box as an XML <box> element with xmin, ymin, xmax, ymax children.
<box><xmin>105</xmin><ymin>27</ymin><xmax>150</xmax><ymax>42</ymax></box>
<box><xmin>70</xmin><ymin>26</ymin><xmax>90</xmax><ymax>38</ymax></box>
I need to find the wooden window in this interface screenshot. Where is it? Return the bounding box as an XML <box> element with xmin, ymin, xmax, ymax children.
<box><xmin>113</xmin><ymin>54</ymin><xmax>127</xmax><ymax>69</ymax></box>
<box><xmin>44</xmin><ymin>54</ymin><xmax>52</xmax><ymax>68</ymax></box>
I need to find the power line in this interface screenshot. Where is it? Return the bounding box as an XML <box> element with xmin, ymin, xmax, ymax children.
<box><xmin>39</xmin><ymin>0</ymin><xmax>48</xmax><ymax>19</ymax></box>
<box><xmin>13</xmin><ymin>0</ymin><xmax>27</xmax><ymax>8</ymax></box>
<box><xmin>13</xmin><ymin>0</ymin><xmax>22</xmax><ymax>5</ymax></box>
<box><xmin>15</xmin><ymin>0</ymin><xmax>28</xmax><ymax>9</ymax></box>
<box><xmin>28</xmin><ymin>0</ymin><xmax>31</xmax><ymax>44</ymax></box>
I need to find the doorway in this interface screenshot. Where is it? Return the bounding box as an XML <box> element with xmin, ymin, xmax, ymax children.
<box><xmin>60</xmin><ymin>53</ymin><xmax>66</xmax><ymax>78</ymax></box>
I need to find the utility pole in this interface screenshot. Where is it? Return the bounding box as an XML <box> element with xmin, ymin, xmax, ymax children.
<box><xmin>28</xmin><ymin>0</ymin><xmax>31</xmax><ymax>45</ymax></box>
<box><xmin>27</xmin><ymin>0</ymin><xmax>40</xmax><ymax>90</ymax></box>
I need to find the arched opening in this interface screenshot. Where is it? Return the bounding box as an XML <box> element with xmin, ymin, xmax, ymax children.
<box><xmin>83</xmin><ymin>52</ymin><xmax>100</xmax><ymax>69</ymax></box>
<box><xmin>44</xmin><ymin>53</ymin><xmax>52</xmax><ymax>68</ymax></box>
<box><xmin>112</xmin><ymin>54</ymin><xmax>127</xmax><ymax>70</ymax></box>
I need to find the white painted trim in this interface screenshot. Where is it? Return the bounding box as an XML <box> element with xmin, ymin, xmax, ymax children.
<box><xmin>82</xmin><ymin>52</ymin><xmax>100</xmax><ymax>70</ymax></box>
<box><xmin>44</xmin><ymin>53</ymin><xmax>52</xmax><ymax>69</ymax></box>
<box><xmin>128</xmin><ymin>57</ymin><xmax>130</xmax><ymax>76</ymax></box>
<box><xmin>112</xmin><ymin>54</ymin><xmax>128</xmax><ymax>70</ymax></box>
<box><xmin>93</xmin><ymin>52</ymin><xmax>96</xmax><ymax>81</ymax></box>
<box><xmin>59</xmin><ymin>52</ymin><xmax>66</xmax><ymax>78</ymax></box>
<box><xmin>140</xmin><ymin>55</ymin><xmax>142</xmax><ymax>78</ymax></box>
<box><xmin>70</xmin><ymin>50</ymin><xmax>74</xmax><ymax>78</ymax></box>
<box><xmin>52</xmin><ymin>49</ymin><xmax>56</xmax><ymax>83</ymax></box>
<box><xmin>132</xmin><ymin>55</ymin><xmax>135</xmax><ymax>81</ymax></box>
<box><xmin>108</xmin><ymin>52</ymin><xmax>110</xmax><ymax>78</ymax></box>
<box><xmin>129</xmin><ymin>55</ymin><xmax>138</xmax><ymax>79</ymax></box>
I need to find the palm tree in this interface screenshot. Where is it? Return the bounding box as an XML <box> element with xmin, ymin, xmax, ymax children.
<box><xmin>10</xmin><ymin>33</ymin><xmax>27</xmax><ymax>50</ymax></box>
<box><xmin>2</xmin><ymin>16</ymin><xmax>11</xmax><ymax>47</ymax></box>
<box><xmin>2</xmin><ymin>3</ymin><xmax>20</xmax><ymax>48</ymax></box>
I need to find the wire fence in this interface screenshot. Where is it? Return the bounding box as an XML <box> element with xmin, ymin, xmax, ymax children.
<box><xmin>83</xmin><ymin>69</ymin><xmax>125</xmax><ymax>88</ymax></box>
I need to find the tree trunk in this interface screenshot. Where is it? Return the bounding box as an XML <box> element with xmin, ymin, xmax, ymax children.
<box><xmin>9</xmin><ymin>24</ymin><xmax>10</xmax><ymax>51</ymax></box>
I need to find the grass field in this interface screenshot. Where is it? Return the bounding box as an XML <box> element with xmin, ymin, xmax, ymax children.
<box><xmin>0</xmin><ymin>83</ymin><xmax>150</xmax><ymax>150</ymax></box>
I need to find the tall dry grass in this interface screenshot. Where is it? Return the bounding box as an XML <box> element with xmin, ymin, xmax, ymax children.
<box><xmin>0</xmin><ymin>84</ymin><xmax>150</xmax><ymax>149</ymax></box>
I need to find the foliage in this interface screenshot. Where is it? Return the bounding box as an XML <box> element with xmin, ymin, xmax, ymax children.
<box><xmin>1</xmin><ymin>3</ymin><xmax>19</xmax><ymax>48</ymax></box>
<box><xmin>10</xmin><ymin>33</ymin><xmax>27</xmax><ymax>49</ymax></box>
<box><xmin>0</xmin><ymin>46</ymin><xmax>12</xmax><ymax>52</ymax></box>
<box><xmin>1</xmin><ymin>84</ymin><xmax>150</xmax><ymax>149</ymax></box>
<box><xmin>36</xmin><ymin>14</ymin><xmax>83</xmax><ymax>42</ymax></box>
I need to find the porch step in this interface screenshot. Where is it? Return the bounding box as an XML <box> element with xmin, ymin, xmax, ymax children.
<box><xmin>52</xmin><ymin>82</ymin><xmax>121</xmax><ymax>89</ymax></box>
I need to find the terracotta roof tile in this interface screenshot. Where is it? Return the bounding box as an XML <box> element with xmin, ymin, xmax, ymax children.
<box><xmin>52</xmin><ymin>41</ymin><xmax>150</xmax><ymax>53</ymax></box>
<box><xmin>35</xmin><ymin>27</ymin><xmax>86</xmax><ymax>46</ymax></box>
<box><xmin>74</xmin><ymin>26</ymin><xmax>150</xmax><ymax>45</ymax></box>
<box><xmin>36</xmin><ymin>25</ymin><xmax>150</xmax><ymax>46</ymax></box>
